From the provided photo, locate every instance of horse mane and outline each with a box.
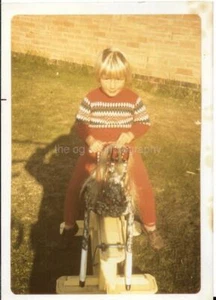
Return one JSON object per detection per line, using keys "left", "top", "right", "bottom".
{"left": 80, "top": 144, "right": 137, "bottom": 216}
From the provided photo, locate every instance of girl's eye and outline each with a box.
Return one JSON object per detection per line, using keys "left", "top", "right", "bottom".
{"left": 102, "top": 78, "right": 123, "bottom": 81}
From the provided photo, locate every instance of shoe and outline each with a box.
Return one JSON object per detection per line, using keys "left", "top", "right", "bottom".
{"left": 58, "top": 223, "right": 79, "bottom": 250}
{"left": 146, "top": 230, "right": 165, "bottom": 251}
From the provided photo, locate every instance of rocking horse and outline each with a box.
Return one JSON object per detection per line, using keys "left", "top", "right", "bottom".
{"left": 56, "top": 145, "right": 158, "bottom": 294}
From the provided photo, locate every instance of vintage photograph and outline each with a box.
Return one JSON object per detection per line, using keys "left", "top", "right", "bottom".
{"left": 11, "top": 14, "right": 201, "bottom": 294}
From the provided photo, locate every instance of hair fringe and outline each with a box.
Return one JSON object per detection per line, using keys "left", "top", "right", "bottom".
{"left": 95, "top": 47, "right": 132, "bottom": 83}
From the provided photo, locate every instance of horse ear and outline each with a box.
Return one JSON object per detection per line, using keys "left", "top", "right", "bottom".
{"left": 121, "top": 146, "right": 130, "bottom": 162}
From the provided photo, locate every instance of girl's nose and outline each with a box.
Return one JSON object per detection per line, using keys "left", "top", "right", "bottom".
{"left": 110, "top": 80, "right": 116, "bottom": 89}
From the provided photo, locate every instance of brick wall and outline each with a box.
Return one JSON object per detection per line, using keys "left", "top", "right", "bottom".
{"left": 12, "top": 15, "right": 201, "bottom": 85}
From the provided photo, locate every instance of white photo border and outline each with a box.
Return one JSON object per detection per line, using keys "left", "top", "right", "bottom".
{"left": 1, "top": 1, "right": 213, "bottom": 300}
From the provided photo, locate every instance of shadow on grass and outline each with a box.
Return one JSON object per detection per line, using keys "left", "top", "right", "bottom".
{"left": 25, "top": 126, "right": 92, "bottom": 294}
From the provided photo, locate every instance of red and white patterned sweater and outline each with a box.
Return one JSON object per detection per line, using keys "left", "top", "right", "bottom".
{"left": 75, "top": 87, "right": 150, "bottom": 143}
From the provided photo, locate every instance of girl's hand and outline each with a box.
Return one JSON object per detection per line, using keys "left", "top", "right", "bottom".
{"left": 115, "top": 132, "right": 134, "bottom": 148}
{"left": 89, "top": 140, "right": 104, "bottom": 153}
{"left": 86, "top": 135, "right": 104, "bottom": 153}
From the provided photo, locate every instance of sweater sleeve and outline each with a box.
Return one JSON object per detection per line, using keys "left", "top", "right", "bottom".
{"left": 75, "top": 97, "right": 92, "bottom": 141}
{"left": 130, "top": 97, "right": 151, "bottom": 139}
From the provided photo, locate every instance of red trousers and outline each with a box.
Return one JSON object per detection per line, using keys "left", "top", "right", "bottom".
{"left": 64, "top": 149, "right": 156, "bottom": 227}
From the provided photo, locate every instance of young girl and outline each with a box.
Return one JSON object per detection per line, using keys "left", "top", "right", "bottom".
{"left": 61, "top": 47, "right": 164, "bottom": 250}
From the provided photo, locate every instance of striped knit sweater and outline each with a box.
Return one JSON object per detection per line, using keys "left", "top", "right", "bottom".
{"left": 75, "top": 87, "right": 150, "bottom": 142}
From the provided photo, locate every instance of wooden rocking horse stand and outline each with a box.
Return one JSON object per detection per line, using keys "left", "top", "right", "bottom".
{"left": 56, "top": 145, "right": 158, "bottom": 294}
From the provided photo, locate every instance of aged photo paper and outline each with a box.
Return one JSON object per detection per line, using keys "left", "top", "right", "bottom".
{"left": 1, "top": 1, "right": 214, "bottom": 299}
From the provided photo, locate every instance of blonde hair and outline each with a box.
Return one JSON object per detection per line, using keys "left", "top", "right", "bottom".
{"left": 95, "top": 47, "right": 132, "bottom": 83}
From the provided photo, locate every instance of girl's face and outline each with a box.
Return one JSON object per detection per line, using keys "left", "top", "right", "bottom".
{"left": 100, "top": 77, "right": 125, "bottom": 97}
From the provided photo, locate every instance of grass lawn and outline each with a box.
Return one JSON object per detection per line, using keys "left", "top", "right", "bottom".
{"left": 11, "top": 53, "right": 200, "bottom": 294}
